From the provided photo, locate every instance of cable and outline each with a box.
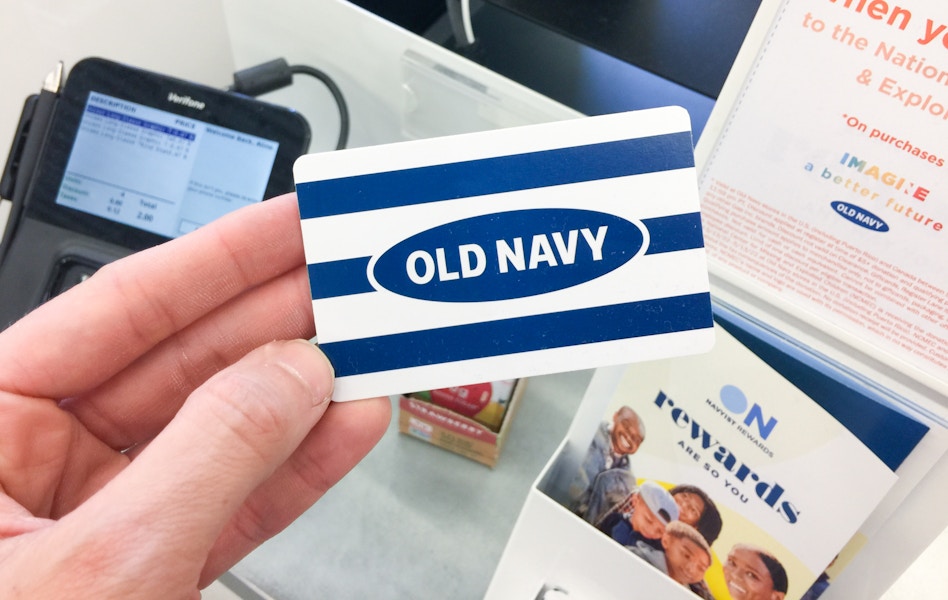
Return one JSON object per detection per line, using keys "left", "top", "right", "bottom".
{"left": 229, "top": 58, "right": 350, "bottom": 150}
{"left": 460, "top": 0, "right": 475, "bottom": 44}
{"left": 446, "top": 0, "right": 476, "bottom": 47}
{"left": 287, "top": 64, "right": 349, "bottom": 150}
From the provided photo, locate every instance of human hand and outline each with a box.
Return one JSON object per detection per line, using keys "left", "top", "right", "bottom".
{"left": 0, "top": 193, "right": 391, "bottom": 599}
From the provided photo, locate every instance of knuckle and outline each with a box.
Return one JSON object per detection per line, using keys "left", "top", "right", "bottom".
{"left": 201, "top": 368, "right": 297, "bottom": 448}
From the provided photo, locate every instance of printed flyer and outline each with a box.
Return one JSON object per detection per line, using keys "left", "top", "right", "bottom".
{"left": 714, "top": 306, "right": 948, "bottom": 599}
{"left": 696, "top": 0, "right": 948, "bottom": 390}
{"left": 564, "top": 324, "right": 897, "bottom": 600}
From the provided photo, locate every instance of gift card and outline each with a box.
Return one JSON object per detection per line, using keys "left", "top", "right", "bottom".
{"left": 294, "top": 107, "right": 714, "bottom": 401}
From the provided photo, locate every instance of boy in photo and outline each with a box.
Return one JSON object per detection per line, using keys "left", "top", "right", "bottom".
{"left": 569, "top": 405, "right": 646, "bottom": 523}
{"left": 628, "top": 520, "right": 715, "bottom": 600}
{"left": 596, "top": 480, "right": 678, "bottom": 550}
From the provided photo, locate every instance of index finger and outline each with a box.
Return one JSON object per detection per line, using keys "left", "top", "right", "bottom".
{"left": 0, "top": 193, "right": 305, "bottom": 398}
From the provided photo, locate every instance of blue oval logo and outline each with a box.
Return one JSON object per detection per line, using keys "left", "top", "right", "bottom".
{"left": 831, "top": 201, "right": 889, "bottom": 232}
{"left": 371, "top": 208, "right": 644, "bottom": 302}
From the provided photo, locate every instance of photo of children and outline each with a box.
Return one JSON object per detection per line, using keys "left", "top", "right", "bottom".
{"left": 556, "top": 325, "right": 897, "bottom": 599}
{"left": 595, "top": 480, "right": 679, "bottom": 550}
{"left": 585, "top": 478, "right": 724, "bottom": 599}
{"left": 568, "top": 404, "right": 645, "bottom": 525}
{"left": 654, "top": 521, "right": 715, "bottom": 600}
{"left": 565, "top": 400, "right": 732, "bottom": 599}
{"left": 557, "top": 340, "right": 810, "bottom": 599}
{"left": 568, "top": 460, "right": 787, "bottom": 600}
{"left": 722, "top": 544, "right": 788, "bottom": 600}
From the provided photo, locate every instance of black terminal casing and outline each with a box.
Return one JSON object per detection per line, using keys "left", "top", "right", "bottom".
{"left": 0, "top": 57, "right": 311, "bottom": 329}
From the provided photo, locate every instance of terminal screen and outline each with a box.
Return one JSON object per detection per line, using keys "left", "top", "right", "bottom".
{"left": 54, "top": 91, "right": 279, "bottom": 238}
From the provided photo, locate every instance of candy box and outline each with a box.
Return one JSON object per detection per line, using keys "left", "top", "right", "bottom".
{"left": 398, "top": 379, "right": 526, "bottom": 467}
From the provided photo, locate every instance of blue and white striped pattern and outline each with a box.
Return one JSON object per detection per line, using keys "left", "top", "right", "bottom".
{"left": 295, "top": 108, "right": 715, "bottom": 400}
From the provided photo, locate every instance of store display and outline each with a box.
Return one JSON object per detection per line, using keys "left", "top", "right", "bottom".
{"left": 486, "top": 304, "right": 944, "bottom": 599}
{"left": 695, "top": 0, "right": 948, "bottom": 394}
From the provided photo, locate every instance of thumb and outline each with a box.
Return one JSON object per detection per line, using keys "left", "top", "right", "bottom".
{"left": 61, "top": 339, "right": 336, "bottom": 595}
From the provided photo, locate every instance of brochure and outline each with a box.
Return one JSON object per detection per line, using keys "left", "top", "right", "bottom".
{"left": 695, "top": 0, "right": 948, "bottom": 394}
{"left": 715, "top": 307, "right": 930, "bottom": 474}
{"left": 563, "top": 324, "right": 898, "bottom": 600}
{"left": 713, "top": 305, "right": 948, "bottom": 599}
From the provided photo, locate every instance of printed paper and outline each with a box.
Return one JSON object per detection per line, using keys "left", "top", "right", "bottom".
{"left": 564, "top": 324, "right": 898, "bottom": 600}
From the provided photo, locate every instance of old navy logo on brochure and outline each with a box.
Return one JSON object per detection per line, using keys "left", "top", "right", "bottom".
{"left": 373, "top": 208, "right": 642, "bottom": 302}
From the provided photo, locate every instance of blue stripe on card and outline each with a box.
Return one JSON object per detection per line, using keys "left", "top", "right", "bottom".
{"left": 297, "top": 132, "right": 694, "bottom": 219}
{"left": 308, "top": 212, "right": 705, "bottom": 300}
{"left": 319, "top": 292, "right": 712, "bottom": 377}
{"left": 309, "top": 259, "right": 374, "bottom": 299}
{"left": 642, "top": 212, "right": 705, "bottom": 255}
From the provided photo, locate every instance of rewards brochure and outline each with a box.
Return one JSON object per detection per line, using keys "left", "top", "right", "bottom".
{"left": 565, "top": 324, "right": 898, "bottom": 600}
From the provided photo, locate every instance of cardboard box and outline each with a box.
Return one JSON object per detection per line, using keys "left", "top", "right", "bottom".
{"left": 398, "top": 378, "right": 527, "bottom": 467}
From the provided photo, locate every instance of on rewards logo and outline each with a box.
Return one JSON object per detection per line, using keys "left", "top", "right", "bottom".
{"left": 720, "top": 384, "right": 778, "bottom": 440}
{"left": 371, "top": 208, "right": 644, "bottom": 302}
{"left": 831, "top": 201, "right": 889, "bottom": 232}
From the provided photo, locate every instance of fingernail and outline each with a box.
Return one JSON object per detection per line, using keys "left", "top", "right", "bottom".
{"left": 280, "top": 339, "right": 335, "bottom": 405}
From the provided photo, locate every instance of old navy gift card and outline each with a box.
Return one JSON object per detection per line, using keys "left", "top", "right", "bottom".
{"left": 294, "top": 107, "right": 714, "bottom": 401}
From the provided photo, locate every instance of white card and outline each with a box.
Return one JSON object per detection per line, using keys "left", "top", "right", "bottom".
{"left": 294, "top": 107, "right": 715, "bottom": 400}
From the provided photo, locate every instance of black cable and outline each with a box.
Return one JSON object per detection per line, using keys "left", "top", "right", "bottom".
{"left": 287, "top": 64, "right": 349, "bottom": 151}
{"left": 229, "top": 58, "right": 349, "bottom": 150}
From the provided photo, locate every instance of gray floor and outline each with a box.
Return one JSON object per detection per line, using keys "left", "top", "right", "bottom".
{"left": 221, "top": 371, "right": 593, "bottom": 599}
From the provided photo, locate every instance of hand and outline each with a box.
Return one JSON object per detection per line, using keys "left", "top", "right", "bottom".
{"left": 0, "top": 193, "right": 391, "bottom": 599}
